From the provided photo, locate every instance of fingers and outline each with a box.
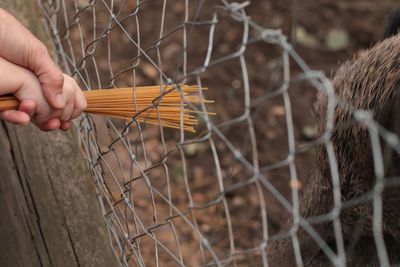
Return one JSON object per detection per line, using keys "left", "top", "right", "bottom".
{"left": 59, "top": 96, "right": 74, "bottom": 122}
{"left": 59, "top": 88, "right": 86, "bottom": 131}
{"left": 33, "top": 118, "right": 61, "bottom": 132}
{"left": 70, "top": 79, "right": 87, "bottom": 119}
{"left": 60, "top": 121, "right": 71, "bottom": 131}
{"left": 59, "top": 75, "right": 86, "bottom": 128}
{"left": 0, "top": 110, "right": 30, "bottom": 125}
{"left": 0, "top": 99, "right": 36, "bottom": 125}
{"left": 59, "top": 75, "right": 84, "bottom": 121}
{"left": 18, "top": 99, "right": 36, "bottom": 117}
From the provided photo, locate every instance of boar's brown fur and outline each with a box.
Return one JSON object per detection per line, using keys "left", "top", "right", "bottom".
{"left": 266, "top": 34, "right": 400, "bottom": 266}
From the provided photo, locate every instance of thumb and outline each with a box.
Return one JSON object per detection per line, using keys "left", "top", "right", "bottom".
{"left": 28, "top": 42, "right": 65, "bottom": 109}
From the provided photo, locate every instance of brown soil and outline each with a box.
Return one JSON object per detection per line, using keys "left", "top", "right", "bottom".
{"left": 54, "top": 0, "right": 398, "bottom": 266}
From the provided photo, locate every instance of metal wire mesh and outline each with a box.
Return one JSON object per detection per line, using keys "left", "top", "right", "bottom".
{"left": 38, "top": 1, "right": 400, "bottom": 266}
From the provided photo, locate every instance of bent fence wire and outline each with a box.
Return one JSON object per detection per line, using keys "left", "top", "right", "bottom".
{"left": 38, "top": 1, "right": 399, "bottom": 266}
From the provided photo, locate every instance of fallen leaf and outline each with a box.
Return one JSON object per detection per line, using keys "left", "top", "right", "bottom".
{"left": 271, "top": 105, "right": 285, "bottom": 116}
{"left": 296, "top": 26, "right": 319, "bottom": 48}
{"left": 302, "top": 125, "right": 318, "bottom": 140}
{"left": 325, "top": 28, "right": 349, "bottom": 51}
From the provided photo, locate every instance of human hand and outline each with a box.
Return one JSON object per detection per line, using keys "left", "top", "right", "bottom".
{"left": 0, "top": 57, "right": 87, "bottom": 131}
{"left": 0, "top": 8, "right": 66, "bottom": 110}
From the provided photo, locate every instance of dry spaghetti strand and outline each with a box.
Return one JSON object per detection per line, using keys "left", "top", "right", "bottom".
{"left": 0, "top": 85, "right": 213, "bottom": 132}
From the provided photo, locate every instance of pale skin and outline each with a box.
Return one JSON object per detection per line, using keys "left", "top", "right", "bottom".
{"left": 0, "top": 9, "right": 86, "bottom": 131}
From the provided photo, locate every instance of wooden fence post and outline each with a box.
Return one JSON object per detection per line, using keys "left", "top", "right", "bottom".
{"left": 0, "top": 1, "right": 118, "bottom": 266}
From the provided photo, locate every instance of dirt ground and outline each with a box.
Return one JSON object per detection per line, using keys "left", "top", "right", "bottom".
{"left": 57, "top": 0, "right": 398, "bottom": 266}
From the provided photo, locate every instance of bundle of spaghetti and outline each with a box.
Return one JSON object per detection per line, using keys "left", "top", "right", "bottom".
{"left": 85, "top": 85, "right": 212, "bottom": 132}
{"left": 0, "top": 85, "right": 213, "bottom": 132}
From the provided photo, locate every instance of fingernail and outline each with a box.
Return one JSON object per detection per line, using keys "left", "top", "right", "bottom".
{"left": 56, "top": 94, "right": 65, "bottom": 108}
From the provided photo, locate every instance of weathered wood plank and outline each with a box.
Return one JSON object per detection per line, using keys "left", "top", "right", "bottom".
{"left": 0, "top": 122, "right": 45, "bottom": 266}
{"left": 0, "top": 1, "right": 118, "bottom": 266}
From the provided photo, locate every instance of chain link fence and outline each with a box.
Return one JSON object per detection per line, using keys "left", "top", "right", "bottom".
{"left": 39, "top": 1, "right": 400, "bottom": 266}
